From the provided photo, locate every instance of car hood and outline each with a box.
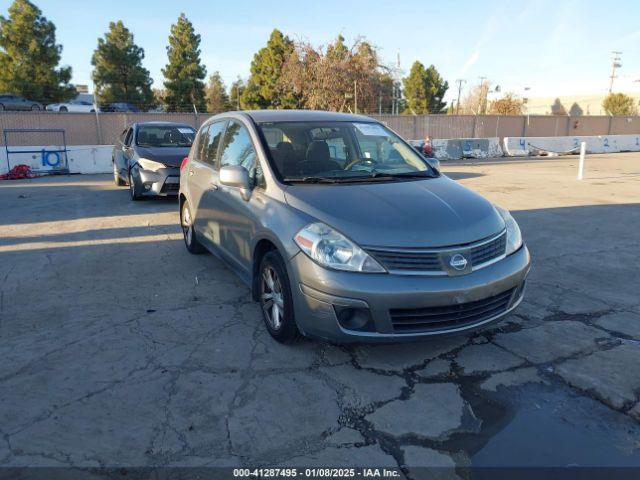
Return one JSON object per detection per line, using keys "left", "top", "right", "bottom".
{"left": 135, "top": 146, "right": 191, "bottom": 167}
{"left": 284, "top": 176, "right": 505, "bottom": 248}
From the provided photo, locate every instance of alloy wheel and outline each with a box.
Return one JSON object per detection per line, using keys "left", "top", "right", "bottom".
{"left": 261, "top": 266, "right": 284, "bottom": 330}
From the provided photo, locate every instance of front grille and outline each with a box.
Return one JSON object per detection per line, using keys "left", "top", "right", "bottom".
{"left": 367, "top": 231, "right": 506, "bottom": 274}
{"left": 161, "top": 182, "right": 180, "bottom": 193}
{"left": 389, "top": 288, "right": 515, "bottom": 333}
{"left": 366, "top": 249, "right": 441, "bottom": 271}
{"left": 470, "top": 233, "right": 506, "bottom": 265}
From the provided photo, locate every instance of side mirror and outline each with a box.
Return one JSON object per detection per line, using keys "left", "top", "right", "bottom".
{"left": 219, "top": 165, "right": 251, "bottom": 200}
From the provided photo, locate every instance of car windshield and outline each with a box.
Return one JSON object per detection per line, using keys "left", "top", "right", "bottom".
{"left": 136, "top": 125, "right": 195, "bottom": 148}
{"left": 257, "top": 121, "right": 437, "bottom": 183}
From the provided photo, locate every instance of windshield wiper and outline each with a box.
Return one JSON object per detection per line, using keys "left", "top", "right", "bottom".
{"left": 332, "top": 171, "right": 435, "bottom": 183}
{"left": 283, "top": 176, "right": 340, "bottom": 184}
{"left": 381, "top": 171, "right": 436, "bottom": 178}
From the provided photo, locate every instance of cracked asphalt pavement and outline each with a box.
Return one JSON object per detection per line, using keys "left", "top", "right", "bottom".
{"left": 0, "top": 152, "right": 639, "bottom": 476}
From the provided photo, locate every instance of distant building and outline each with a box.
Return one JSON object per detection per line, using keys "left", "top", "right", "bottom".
{"left": 525, "top": 93, "right": 640, "bottom": 116}
{"left": 75, "top": 84, "right": 89, "bottom": 94}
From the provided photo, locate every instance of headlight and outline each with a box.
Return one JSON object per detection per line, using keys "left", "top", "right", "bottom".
{"left": 294, "top": 222, "right": 386, "bottom": 273}
{"left": 495, "top": 205, "right": 523, "bottom": 256}
{"left": 137, "top": 158, "right": 166, "bottom": 172}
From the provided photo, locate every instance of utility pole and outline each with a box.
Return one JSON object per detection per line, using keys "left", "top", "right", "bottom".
{"left": 477, "top": 76, "right": 487, "bottom": 114}
{"left": 455, "top": 79, "right": 466, "bottom": 114}
{"left": 354, "top": 80, "right": 358, "bottom": 114}
{"left": 609, "top": 51, "right": 622, "bottom": 93}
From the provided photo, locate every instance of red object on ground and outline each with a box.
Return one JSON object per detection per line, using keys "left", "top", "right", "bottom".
{"left": 0, "top": 164, "right": 35, "bottom": 180}
{"left": 422, "top": 136, "right": 433, "bottom": 157}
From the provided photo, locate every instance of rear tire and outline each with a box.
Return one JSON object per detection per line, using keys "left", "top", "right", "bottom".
{"left": 259, "top": 251, "right": 301, "bottom": 344}
{"left": 181, "top": 201, "right": 206, "bottom": 254}
{"left": 129, "top": 170, "right": 142, "bottom": 201}
{"left": 31, "top": 104, "right": 40, "bottom": 111}
{"left": 59, "top": 106, "right": 68, "bottom": 112}
{"left": 113, "top": 162, "right": 125, "bottom": 186}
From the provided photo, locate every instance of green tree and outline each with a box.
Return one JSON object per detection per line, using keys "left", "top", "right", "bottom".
{"left": 402, "top": 61, "right": 448, "bottom": 114}
{"left": 162, "top": 13, "right": 206, "bottom": 112}
{"left": 602, "top": 92, "right": 637, "bottom": 116}
{"left": 91, "top": 21, "right": 154, "bottom": 109}
{"left": 0, "top": 0, "right": 74, "bottom": 104}
{"left": 241, "top": 29, "right": 297, "bottom": 109}
{"left": 205, "top": 71, "right": 230, "bottom": 112}
{"left": 229, "top": 77, "right": 245, "bottom": 110}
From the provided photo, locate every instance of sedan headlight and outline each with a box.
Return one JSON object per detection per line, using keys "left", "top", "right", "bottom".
{"left": 495, "top": 205, "right": 523, "bottom": 256}
{"left": 137, "top": 158, "right": 166, "bottom": 172}
{"left": 294, "top": 222, "right": 386, "bottom": 273}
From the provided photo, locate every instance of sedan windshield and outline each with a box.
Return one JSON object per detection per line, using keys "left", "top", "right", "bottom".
{"left": 136, "top": 125, "right": 195, "bottom": 147}
{"left": 257, "top": 121, "right": 437, "bottom": 183}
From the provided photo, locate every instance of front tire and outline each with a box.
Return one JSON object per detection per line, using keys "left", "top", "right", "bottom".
{"left": 31, "top": 104, "right": 40, "bottom": 111}
{"left": 259, "top": 251, "right": 300, "bottom": 344}
{"left": 129, "top": 170, "right": 142, "bottom": 201}
{"left": 59, "top": 106, "right": 68, "bottom": 112}
{"left": 181, "top": 201, "right": 206, "bottom": 254}
{"left": 113, "top": 162, "right": 125, "bottom": 186}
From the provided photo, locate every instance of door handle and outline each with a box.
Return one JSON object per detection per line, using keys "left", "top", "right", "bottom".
{"left": 211, "top": 183, "right": 218, "bottom": 190}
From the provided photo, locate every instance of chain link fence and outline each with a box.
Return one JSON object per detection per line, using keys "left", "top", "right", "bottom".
{"left": 1, "top": 111, "right": 639, "bottom": 145}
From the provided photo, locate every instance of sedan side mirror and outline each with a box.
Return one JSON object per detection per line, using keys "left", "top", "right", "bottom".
{"left": 219, "top": 165, "right": 251, "bottom": 200}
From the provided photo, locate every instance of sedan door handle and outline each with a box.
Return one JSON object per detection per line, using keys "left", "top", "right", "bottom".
{"left": 211, "top": 183, "right": 219, "bottom": 190}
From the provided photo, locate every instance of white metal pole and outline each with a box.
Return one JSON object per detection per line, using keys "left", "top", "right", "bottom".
{"left": 577, "top": 141, "right": 586, "bottom": 180}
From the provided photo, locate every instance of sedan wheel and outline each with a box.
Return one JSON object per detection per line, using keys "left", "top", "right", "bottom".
{"left": 181, "top": 201, "right": 206, "bottom": 254}
{"left": 31, "top": 104, "right": 40, "bottom": 111}
{"left": 261, "top": 266, "right": 284, "bottom": 330}
{"left": 258, "top": 251, "right": 300, "bottom": 343}
{"left": 113, "top": 162, "right": 125, "bottom": 186}
{"left": 129, "top": 171, "right": 142, "bottom": 201}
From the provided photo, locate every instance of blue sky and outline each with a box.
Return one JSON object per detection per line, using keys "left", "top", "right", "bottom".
{"left": 2, "top": 0, "right": 640, "bottom": 101}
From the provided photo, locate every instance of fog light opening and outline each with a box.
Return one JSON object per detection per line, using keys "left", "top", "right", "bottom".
{"left": 335, "top": 307, "right": 375, "bottom": 332}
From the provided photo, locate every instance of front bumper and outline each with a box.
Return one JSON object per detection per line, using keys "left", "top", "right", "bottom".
{"left": 131, "top": 166, "right": 180, "bottom": 196}
{"left": 289, "top": 245, "right": 530, "bottom": 343}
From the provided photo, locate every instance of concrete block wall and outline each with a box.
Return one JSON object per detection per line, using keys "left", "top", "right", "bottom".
{"left": 1, "top": 145, "right": 113, "bottom": 175}
{"left": 416, "top": 138, "right": 503, "bottom": 160}
{"left": 503, "top": 135, "right": 640, "bottom": 156}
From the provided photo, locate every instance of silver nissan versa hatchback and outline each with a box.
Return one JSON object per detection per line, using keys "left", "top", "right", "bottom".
{"left": 179, "top": 110, "right": 530, "bottom": 343}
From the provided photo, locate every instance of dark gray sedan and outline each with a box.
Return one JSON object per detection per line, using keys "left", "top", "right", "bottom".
{"left": 112, "top": 122, "right": 196, "bottom": 200}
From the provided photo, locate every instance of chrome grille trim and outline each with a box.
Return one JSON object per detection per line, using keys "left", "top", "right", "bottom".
{"left": 365, "top": 229, "right": 507, "bottom": 275}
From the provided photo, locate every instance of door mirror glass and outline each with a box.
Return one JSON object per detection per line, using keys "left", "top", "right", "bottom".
{"left": 219, "top": 165, "right": 250, "bottom": 190}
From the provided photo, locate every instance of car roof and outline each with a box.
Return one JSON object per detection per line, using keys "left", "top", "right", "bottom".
{"left": 133, "top": 121, "right": 195, "bottom": 129}
{"left": 237, "top": 110, "right": 377, "bottom": 123}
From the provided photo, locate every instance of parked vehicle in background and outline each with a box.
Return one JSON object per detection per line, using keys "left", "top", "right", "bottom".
{"left": 101, "top": 102, "right": 142, "bottom": 112}
{"left": 179, "top": 110, "right": 530, "bottom": 344}
{"left": 46, "top": 99, "right": 97, "bottom": 112}
{"left": 0, "top": 94, "right": 42, "bottom": 111}
{"left": 112, "top": 122, "right": 196, "bottom": 200}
